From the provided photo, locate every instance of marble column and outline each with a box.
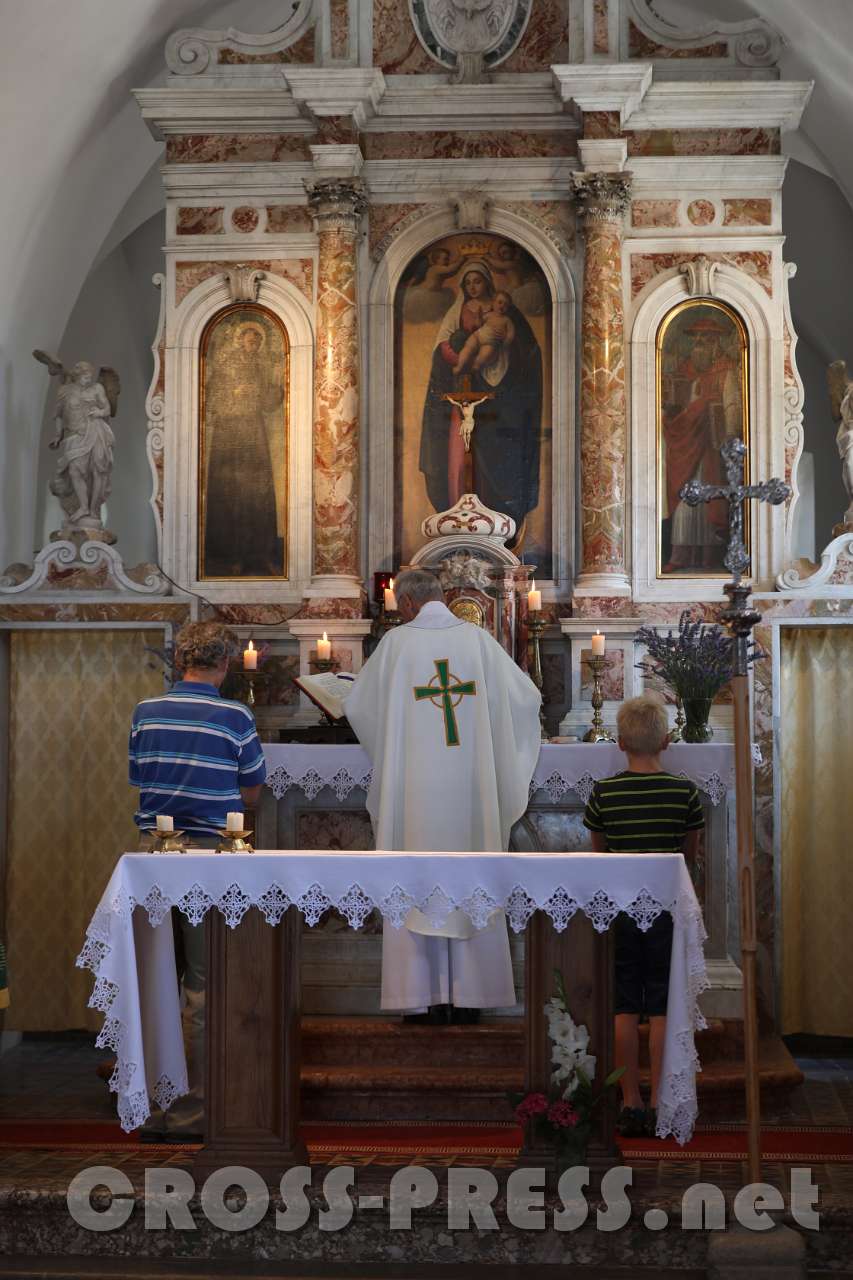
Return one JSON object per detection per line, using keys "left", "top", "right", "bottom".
{"left": 306, "top": 177, "right": 367, "bottom": 596}
{"left": 572, "top": 169, "right": 632, "bottom": 596}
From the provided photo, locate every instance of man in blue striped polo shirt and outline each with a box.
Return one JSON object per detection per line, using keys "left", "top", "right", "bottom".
{"left": 129, "top": 621, "right": 266, "bottom": 1135}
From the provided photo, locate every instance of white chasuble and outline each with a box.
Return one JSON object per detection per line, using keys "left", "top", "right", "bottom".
{"left": 345, "top": 601, "right": 541, "bottom": 1010}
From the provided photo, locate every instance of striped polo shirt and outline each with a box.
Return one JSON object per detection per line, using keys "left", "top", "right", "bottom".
{"left": 583, "top": 771, "right": 704, "bottom": 853}
{"left": 129, "top": 680, "right": 267, "bottom": 837}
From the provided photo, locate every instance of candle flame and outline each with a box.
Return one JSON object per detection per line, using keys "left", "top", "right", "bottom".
{"left": 531, "top": 579, "right": 536, "bottom": 591}
{"left": 247, "top": 640, "right": 254, "bottom": 652}
{"left": 390, "top": 578, "right": 394, "bottom": 588}
{"left": 594, "top": 630, "right": 600, "bottom": 636}
{"left": 322, "top": 631, "right": 328, "bottom": 642}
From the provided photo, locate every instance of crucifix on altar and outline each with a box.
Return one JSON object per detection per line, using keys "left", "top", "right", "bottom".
{"left": 679, "top": 436, "right": 790, "bottom": 1185}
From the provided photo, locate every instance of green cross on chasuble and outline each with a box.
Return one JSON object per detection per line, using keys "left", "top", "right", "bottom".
{"left": 413, "top": 658, "right": 477, "bottom": 747}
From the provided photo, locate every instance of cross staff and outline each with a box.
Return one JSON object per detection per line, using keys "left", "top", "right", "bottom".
{"left": 679, "top": 438, "right": 790, "bottom": 1187}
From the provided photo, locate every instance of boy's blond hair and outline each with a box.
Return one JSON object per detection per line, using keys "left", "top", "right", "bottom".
{"left": 616, "top": 692, "right": 670, "bottom": 755}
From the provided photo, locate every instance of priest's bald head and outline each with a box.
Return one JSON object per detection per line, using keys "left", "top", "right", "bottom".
{"left": 394, "top": 568, "right": 444, "bottom": 622}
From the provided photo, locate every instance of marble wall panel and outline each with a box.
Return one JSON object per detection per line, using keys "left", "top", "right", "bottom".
{"left": 373, "top": 0, "right": 436, "bottom": 73}
{"left": 231, "top": 206, "right": 260, "bottom": 233}
{"left": 0, "top": 602, "right": 189, "bottom": 623}
{"left": 265, "top": 205, "right": 313, "bottom": 234}
{"left": 722, "top": 198, "right": 772, "bottom": 227}
{"left": 166, "top": 135, "right": 312, "bottom": 164}
{"left": 510, "top": 199, "right": 576, "bottom": 252}
{"left": 362, "top": 132, "right": 576, "bottom": 161}
{"left": 297, "top": 595, "right": 368, "bottom": 619}
{"left": 297, "top": 809, "right": 375, "bottom": 851}
{"left": 583, "top": 111, "right": 622, "bottom": 140}
{"left": 330, "top": 0, "right": 349, "bottom": 59}
{"left": 630, "top": 250, "right": 772, "bottom": 299}
{"left": 217, "top": 28, "right": 316, "bottom": 63}
{"left": 501, "top": 0, "right": 569, "bottom": 70}
{"left": 176, "top": 207, "right": 224, "bottom": 235}
{"left": 627, "top": 129, "right": 780, "bottom": 158}
{"left": 686, "top": 200, "right": 715, "bottom": 226}
{"left": 631, "top": 199, "right": 679, "bottom": 229}
{"left": 368, "top": 203, "right": 422, "bottom": 256}
{"left": 593, "top": 0, "right": 610, "bottom": 54}
{"left": 174, "top": 259, "right": 314, "bottom": 307}
{"left": 628, "top": 22, "right": 726, "bottom": 58}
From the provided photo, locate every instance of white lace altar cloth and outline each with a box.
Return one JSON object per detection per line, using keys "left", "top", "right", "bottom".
{"left": 265, "top": 742, "right": 735, "bottom": 807}
{"left": 77, "top": 851, "right": 707, "bottom": 1144}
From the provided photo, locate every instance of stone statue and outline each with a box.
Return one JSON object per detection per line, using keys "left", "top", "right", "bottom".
{"left": 35, "top": 351, "right": 121, "bottom": 543}
{"left": 827, "top": 360, "right": 853, "bottom": 533}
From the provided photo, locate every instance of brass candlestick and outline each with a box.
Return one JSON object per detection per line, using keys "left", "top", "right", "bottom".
{"left": 669, "top": 695, "right": 686, "bottom": 743}
{"left": 311, "top": 658, "right": 338, "bottom": 675}
{"left": 215, "top": 826, "right": 254, "bottom": 854}
{"left": 582, "top": 655, "right": 615, "bottom": 743}
{"left": 142, "top": 830, "right": 188, "bottom": 854}
{"left": 527, "top": 611, "right": 549, "bottom": 742}
{"left": 240, "top": 668, "right": 266, "bottom": 707}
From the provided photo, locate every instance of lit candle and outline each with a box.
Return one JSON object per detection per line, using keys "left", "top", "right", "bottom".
{"left": 384, "top": 579, "right": 397, "bottom": 612}
{"left": 527, "top": 579, "right": 542, "bottom": 612}
{"left": 156, "top": 815, "right": 173, "bottom": 834}
{"left": 317, "top": 632, "right": 331, "bottom": 661}
{"left": 591, "top": 630, "right": 606, "bottom": 657}
{"left": 226, "top": 811, "right": 243, "bottom": 834}
{"left": 243, "top": 640, "right": 258, "bottom": 671}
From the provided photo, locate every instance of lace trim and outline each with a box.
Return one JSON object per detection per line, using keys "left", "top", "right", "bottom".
{"left": 267, "top": 763, "right": 373, "bottom": 801}
{"left": 77, "top": 884, "right": 707, "bottom": 1142}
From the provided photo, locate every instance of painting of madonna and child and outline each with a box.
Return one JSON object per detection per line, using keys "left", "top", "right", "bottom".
{"left": 657, "top": 300, "right": 750, "bottom": 576}
{"left": 394, "top": 234, "right": 553, "bottom": 578}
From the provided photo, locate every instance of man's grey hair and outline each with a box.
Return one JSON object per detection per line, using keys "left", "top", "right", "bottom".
{"left": 174, "top": 621, "right": 239, "bottom": 672}
{"left": 394, "top": 568, "right": 444, "bottom": 608}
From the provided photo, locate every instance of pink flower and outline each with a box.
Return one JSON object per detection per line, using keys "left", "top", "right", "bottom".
{"left": 547, "top": 1100, "right": 580, "bottom": 1129}
{"left": 515, "top": 1092, "right": 549, "bottom": 1123}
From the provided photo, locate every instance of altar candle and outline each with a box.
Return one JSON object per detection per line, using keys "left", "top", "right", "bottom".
{"left": 156, "top": 815, "right": 173, "bottom": 834}
{"left": 591, "top": 630, "right": 606, "bottom": 657}
{"left": 243, "top": 640, "right": 258, "bottom": 671}
{"left": 317, "top": 632, "right": 331, "bottom": 661}
{"left": 528, "top": 579, "right": 542, "bottom": 612}
{"left": 226, "top": 811, "right": 243, "bottom": 834}
{"left": 384, "top": 579, "right": 397, "bottom": 612}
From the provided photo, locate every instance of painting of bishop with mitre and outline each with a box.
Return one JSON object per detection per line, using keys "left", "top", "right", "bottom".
{"left": 200, "top": 306, "right": 288, "bottom": 578}
{"left": 659, "top": 302, "right": 747, "bottom": 575}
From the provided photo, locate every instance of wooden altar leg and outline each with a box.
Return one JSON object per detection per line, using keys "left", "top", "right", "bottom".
{"left": 194, "top": 905, "right": 307, "bottom": 1181}
{"left": 522, "top": 910, "right": 617, "bottom": 1168}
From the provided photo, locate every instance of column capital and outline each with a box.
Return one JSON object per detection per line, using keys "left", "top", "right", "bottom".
{"left": 306, "top": 176, "right": 367, "bottom": 233}
{"left": 571, "top": 170, "right": 632, "bottom": 227}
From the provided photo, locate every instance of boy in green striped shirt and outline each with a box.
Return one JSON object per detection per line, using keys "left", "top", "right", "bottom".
{"left": 583, "top": 692, "right": 704, "bottom": 1136}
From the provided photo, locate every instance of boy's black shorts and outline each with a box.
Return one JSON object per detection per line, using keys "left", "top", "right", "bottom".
{"left": 613, "top": 912, "right": 673, "bottom": 1017}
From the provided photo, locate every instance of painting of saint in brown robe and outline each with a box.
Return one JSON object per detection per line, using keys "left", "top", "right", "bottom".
{"left": 658, "top": 302, "right": 748, "bottom": 575}
{"left": 200, "top": 306, "right": 288, "bottom": 578}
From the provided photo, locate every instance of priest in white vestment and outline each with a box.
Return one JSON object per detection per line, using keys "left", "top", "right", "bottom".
{"left": 345, "top": 568, "right": 542, "bottom": 1020}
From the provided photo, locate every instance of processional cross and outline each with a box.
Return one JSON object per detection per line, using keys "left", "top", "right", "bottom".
{"left": 679, "top": 436, "right": 790, "bottom": 1186}
{"left": 413, "top": 658, "right": 477, "bottom": 748}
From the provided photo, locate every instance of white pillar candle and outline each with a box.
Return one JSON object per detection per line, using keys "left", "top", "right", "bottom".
{"left": 384, "top": 579, "right": 397, "bottom": 612}
{"left": 243, "top": 640, "right": 258, "bottom": 671}
{"left": 156, "top": 815, "right": 174, "bottom": 834}
{"left": 226, "top": 811, "right": 243, "bottom": 834}
{"left": 527, "top": 579, "right": 542, "bottom": 612}
{"left": 317, "top": 632, "right": 331, "bottom": 661}
{"left": 591, "top": 630, "right": 606, "bottom": 657}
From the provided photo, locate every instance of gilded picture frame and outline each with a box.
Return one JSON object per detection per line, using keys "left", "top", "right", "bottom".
{"left": 656, "top": 299, "right": 749, "bottom": 578}
{"left": 198, "top": 303, "right": 289, "bottom": 580}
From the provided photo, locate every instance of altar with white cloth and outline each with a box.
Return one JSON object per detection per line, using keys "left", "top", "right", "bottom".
{"left": 260, "top": 741, "right": 739, "bottom": 1019}
{"left": 78, "top": 849, "right": 708, "bottom": 1175}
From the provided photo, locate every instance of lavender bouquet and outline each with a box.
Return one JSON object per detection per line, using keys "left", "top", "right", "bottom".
{"left": 635, "top": 611, "right": 758, "bottom": 741}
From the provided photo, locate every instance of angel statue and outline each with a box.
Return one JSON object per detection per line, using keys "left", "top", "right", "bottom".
{"left": 827, "top": 360, "right": 853, "bottom": 532}
{"left": 34, "top": 351, "right": 121, "bottom": 540}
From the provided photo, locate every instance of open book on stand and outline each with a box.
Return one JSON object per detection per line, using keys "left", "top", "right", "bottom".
{"left": 293, "top": 671, "right": 357, "bottom": 723}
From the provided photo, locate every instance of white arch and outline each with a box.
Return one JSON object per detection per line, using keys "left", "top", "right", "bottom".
{"left": 628, "top": 263, "right": 785, "bottom": 600}
{"left": 165, "top": 269, "right": 314, "bottom": 603}
{"left": 365, "top": 204, "right": 578, "bottom": 595}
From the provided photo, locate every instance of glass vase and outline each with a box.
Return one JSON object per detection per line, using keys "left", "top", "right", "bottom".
{"left": 681, "top": 698, "right": 713, "bottom": 743}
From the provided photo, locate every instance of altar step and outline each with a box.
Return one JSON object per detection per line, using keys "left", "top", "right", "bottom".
{"left": 299, "top": 1017, "right": 804, "bottom": 1122}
